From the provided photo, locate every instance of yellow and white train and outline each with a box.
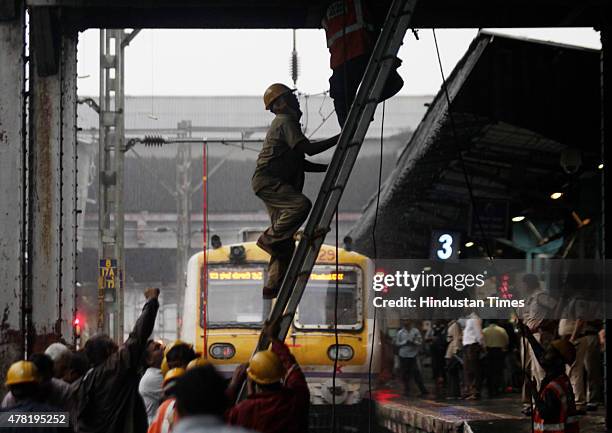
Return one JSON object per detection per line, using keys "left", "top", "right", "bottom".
{"left": 181, "top": 241, "right": 380, "bottom": 407}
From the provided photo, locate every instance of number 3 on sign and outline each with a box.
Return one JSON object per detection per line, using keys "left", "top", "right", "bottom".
{"left": 436, "top": 234, "right": 453, "bottom": 260}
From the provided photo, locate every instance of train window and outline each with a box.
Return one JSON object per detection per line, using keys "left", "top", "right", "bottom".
{"left": 204, "top": 265, "right": 265, "bottom": 327}
{"left": 294, "top": 265, "right": 363, "bottom": 330}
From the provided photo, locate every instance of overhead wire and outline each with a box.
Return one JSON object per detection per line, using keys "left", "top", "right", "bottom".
{"left": 368, "top": 100, "right": 385, "bottom": 433}
{"left": 432, "top": 29, "right": 533, "bottom": 431}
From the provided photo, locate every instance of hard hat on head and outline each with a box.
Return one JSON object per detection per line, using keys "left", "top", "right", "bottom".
{"left": 161, "top": 357, "right": 169, "bottom": 376}
{"left": 186, "top": 357, "right": 209, "bottom": 370}
{"left": 247, "top": 349, "right": 284, "bottom": 385}
{"left": 163, "top": 367, "right": 186, "bottom": 386}
{"left": 551, "top": 339, "right": 576, "bottom": 366}
{"left": 263, "top": 83, "right": 295, "bottom": 110}
{"left": 5, "top": 361, "right": 40, "bottom": 386}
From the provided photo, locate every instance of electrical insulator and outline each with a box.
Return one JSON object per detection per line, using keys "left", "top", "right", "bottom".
{"left": 143, "top": 135, "right": 166, "bottom": 147}
{"left": 290, "top": 29, "right": 299, "bottom": 86}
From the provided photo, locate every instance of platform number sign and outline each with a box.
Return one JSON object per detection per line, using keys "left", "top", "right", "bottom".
{"left": 430, "top": 230, "right": 460, "bottom": 262}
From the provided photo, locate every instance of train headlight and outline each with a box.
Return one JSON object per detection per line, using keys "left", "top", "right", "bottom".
{"left": 327, "top": 344, "right": 354, "bottom": 361}
{"left": 229, "top": 245, "right": 246, "bottom": 263}
{"left": 209, "top": 343, "right": 236, "bottom": 360}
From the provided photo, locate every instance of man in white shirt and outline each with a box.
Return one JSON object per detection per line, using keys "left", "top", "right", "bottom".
{"left": 394, "top": 320, "right": 427, "bottom": 397}
{"left": 462, "top": 312, "right": 483, "bottom": 400}
{"left": 139, "top": 340, "right": 165, "bottom": 424}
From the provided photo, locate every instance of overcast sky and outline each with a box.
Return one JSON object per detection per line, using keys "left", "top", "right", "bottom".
{"left": 76, "top": 28, "right": 600, "bottom": 97}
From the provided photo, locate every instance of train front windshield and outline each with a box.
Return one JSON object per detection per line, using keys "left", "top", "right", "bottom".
{"left": 203, "top": 264, "right": 362, "bottom": 329}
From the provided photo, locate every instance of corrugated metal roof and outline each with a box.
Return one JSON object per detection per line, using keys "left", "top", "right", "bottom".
{"left": 349, "top": 32, "right": 602, "bottom": 259}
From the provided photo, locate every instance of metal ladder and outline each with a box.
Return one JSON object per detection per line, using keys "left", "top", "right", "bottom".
{"left": 251, "top": 0, "right": 418, "bottom": 363}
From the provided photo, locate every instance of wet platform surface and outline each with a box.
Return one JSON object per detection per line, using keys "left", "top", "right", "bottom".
{"left": 373, "top": 390, "right": 606, "bottom": 433}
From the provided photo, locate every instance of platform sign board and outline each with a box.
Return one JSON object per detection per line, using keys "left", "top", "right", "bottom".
{"left": 430, "top": 230, "right": 460, "bottom": 262}
{"left": 98, "top": 259, "right": 118, "bottom": 330}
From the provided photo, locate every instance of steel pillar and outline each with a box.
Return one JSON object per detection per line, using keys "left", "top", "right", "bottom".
{"left": 28, "top": 21, "right": 78, "bottom": 353}
{"left": 176, "top": 121, "right": 193, "bottom": 336}
{"left": 0, "top": 1, "right": 26, "bottom": 378}
{"left": 602, "top": 16, "right": 612, "bottom": 429}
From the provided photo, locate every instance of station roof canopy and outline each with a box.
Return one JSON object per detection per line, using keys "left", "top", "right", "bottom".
{"left": 348, "top": 31, "right": 602, "bottom": 259}
{"left": 24, "top": 0, "right": 609, "bottom": 31}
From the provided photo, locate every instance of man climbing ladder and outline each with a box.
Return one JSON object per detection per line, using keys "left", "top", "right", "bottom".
{"left": 253, "top": 83, "right": 339, "bottom": 299}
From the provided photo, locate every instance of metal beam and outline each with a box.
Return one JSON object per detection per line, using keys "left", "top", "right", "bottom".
{"left": 29, "top": 27, "right": 78, "bottom": 352}
{"left": 0, "top": 0, "right": 25, "bottom": 377}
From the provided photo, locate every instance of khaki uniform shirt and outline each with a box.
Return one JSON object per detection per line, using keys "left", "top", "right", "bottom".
{"left": 252, "top": 114, "right": 308, "bottom": 193}
{"left": 483, "top": 324, "right": 509, "bottom": 349}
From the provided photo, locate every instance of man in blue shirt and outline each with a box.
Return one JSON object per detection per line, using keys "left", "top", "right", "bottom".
{"left": 394, "top": 320, "right": 428, "bottom": 397}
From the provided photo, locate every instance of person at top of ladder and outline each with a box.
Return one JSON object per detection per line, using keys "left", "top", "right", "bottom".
{"left": 253, "top": 83, "right": 339, "bottom": 299}
{"left": 322, "top": 0, "right": 404, "bottom": 127}
{"left": 520, "top": 322, "right": 580, "bottom": 433}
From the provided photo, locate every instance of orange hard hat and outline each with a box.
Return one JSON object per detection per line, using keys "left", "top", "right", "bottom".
{"left": 263, "top": 83, "right": 294, "bottom": 110}
{"left": 247, "top": 349, "right": 284, "bottom": 385}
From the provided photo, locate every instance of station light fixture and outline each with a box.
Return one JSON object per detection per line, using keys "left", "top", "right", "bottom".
{"left": 465, "top": 241, "right": 474, "bottom": 248}
{"left": 512, "top": 215, "right": 525, "bottom": 222}
{"left": 599, "top": 163, "right": 604, "bottom": 170}
{"left": 550, "top": 192, "right": 563, "bottom": 200}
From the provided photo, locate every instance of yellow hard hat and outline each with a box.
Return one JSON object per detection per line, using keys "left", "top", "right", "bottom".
{"left": 263, "top": 83, "right": 294, "bottom": 110}
{"left": 161, "top": 357, "right": 169, "bottom": 376}
{"left": 551, "top": 339, "right": 576, "bottom": 365}
{"left": 163, "top": 367, "right": 186, "bottom": 386}
{"left": 186, "top": 357, "right": 209, "bottom": 370}
{"left": 247, "top": 350, "right": 284, "bottom": 385}
{"left": 5, "top": 361, "right": 40, "bottom": 386}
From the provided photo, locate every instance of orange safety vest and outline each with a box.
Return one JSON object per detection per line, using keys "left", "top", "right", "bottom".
{"left": 533, "top": 375, "right": 579, "bottom": 433}
{"left": 147, "top": 398, "right": 179, "bottom": 433}
{"left": 322, "top": 0, "right": 376, "bottom": 69}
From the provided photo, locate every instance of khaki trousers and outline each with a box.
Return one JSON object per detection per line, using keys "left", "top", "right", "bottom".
{"left": 567, "top": 334, "right": 603, "bottom": 407}
{"left": 255, "top": 182, "right": 311, "bottom": 288}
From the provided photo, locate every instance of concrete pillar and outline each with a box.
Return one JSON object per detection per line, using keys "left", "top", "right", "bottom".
{"left": 28, "top": 22, "right": 78, "bottom": 352}
{"left": 0, "top": 2, "right": 26, "bottom": 373}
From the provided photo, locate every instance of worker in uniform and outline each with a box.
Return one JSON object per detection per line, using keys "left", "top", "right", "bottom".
{"left": 0, "top": 361, "right": 68, "bottom": 433}
{"left": 520, "top": 323, "right": 580, "bottom": 433}
{"left": 147, "top": 368, "right": 186, "bottom": 433}
{"left": 322, "top": 0, "right": 404, "bottom": 126}
{"left": 226, "top": 316, "right": 310, "bottom": 433}
{"left": 254, "top": 83, "right": 339, "bottom": 299}
{"left": 75, "top": 288, "right": 160, "bottom": 433}
{"left": 519, "top": 273, "right": 557, "bottom": 415}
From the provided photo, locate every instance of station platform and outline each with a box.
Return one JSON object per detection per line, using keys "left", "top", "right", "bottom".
{"left": 373, "top": 390, "right": 606, "bottom": 433}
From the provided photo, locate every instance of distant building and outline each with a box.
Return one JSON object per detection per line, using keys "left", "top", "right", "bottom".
{"left": 75, "top": 94, "right": 432, "bottom": 340}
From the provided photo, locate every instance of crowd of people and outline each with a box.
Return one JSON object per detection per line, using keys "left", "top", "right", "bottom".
{"left": 0, "top": 289, "right": 309, "bottom": 433}
{"left": 392, "top": 273, "right": 604, "bottom": 431}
